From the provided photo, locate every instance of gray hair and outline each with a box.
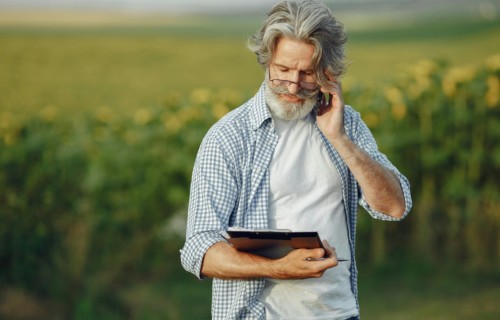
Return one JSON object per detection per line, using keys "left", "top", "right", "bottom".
{"left": 248, "top": 0, "right": 347, "bottom": 86}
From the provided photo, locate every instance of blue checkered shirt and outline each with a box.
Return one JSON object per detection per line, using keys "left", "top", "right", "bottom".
{"left": 180, "top": 83, "right": 412, "bottom": 319}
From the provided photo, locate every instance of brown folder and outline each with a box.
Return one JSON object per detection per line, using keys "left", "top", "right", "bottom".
{"left": 222, "top": 229, "right": 324, "bottom": 259}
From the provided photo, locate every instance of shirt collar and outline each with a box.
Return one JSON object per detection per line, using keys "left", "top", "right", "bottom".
{"left": 250, "top": 82, "right": 273, "bottom": 131}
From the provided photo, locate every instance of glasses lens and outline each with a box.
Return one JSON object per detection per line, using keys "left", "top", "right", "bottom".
{"left": 270, "top": 79, "right": 318, "bottom": 91}
{"left": 272, "top": 79, "right": 290, "bottom": 87}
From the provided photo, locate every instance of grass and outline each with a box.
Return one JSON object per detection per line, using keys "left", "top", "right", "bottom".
{"left": 156, "top": 256, "right": 500, "bottom": 319}
{"left": 357, "top": 265, "right": 500, "bottom": 319}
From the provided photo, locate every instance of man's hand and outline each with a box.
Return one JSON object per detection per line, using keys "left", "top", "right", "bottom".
{"left": 271, "top": 241, "right": 338, "bottom": 279}
{"left": 316, "top": 77, "right": 346, "bottom": 141}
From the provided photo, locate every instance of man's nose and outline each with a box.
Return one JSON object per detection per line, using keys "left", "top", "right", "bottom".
{"left": 287, "top": 82, "right": 300, "bottom": 94}
{"left": 287, "top": 73, "right": 301, "bottom": 94}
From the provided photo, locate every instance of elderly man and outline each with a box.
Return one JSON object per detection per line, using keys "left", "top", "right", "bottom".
{"left": 180, "top": 0, "right": 412, "bottom": 319}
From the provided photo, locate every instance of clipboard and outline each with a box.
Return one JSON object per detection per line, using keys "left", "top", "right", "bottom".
{"left": 221, "top": 228, "right": 324, "bottom": 259}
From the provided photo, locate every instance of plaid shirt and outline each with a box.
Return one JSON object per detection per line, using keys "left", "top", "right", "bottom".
{"left": 180, "top": 83, "right": 412, "bottom": 319}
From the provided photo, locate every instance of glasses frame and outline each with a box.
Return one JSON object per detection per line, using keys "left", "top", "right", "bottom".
{"left": 268, "top": 64, "right": 319, "bottom": 91}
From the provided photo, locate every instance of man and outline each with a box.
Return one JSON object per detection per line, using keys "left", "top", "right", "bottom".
{"left": 180, "top": 1, "right": 412, "bottom": 319}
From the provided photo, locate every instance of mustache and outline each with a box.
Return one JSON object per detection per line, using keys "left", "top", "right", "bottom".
{"left": 268, "top": 84, "right": 319, "bottom": 99}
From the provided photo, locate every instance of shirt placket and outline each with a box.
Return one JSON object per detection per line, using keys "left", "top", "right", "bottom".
{"left": 246, "top": 122, "right": 278, "bottom": 229}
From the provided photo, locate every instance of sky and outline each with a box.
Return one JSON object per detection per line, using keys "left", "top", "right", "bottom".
{"left": 0, "top": 0, "right": 425, "bottom": 14}
{"left": 0, "top": 0, "right": 498, "bottom": 17}
{"left": 0, "top": 0, "right": 277, "bottom": 13}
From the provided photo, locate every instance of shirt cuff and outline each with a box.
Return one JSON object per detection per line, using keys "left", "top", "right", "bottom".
{"left": 180, "top": 231, "right": 227, "bottom": 280}
{"left": 359, "top": 173, "right": 412, "bottom": 221}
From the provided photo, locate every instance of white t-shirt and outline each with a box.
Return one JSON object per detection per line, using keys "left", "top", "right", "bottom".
{"left": 258, "top": 113, "right": 358, "bottom": 320}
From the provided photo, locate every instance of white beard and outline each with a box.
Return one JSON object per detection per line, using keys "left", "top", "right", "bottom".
{"left": 265, "top": 82, "right": 318, "bottom": 121}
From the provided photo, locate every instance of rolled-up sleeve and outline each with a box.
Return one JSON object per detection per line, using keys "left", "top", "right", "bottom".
{"left": 359, "top": 173, "right": 412, "bottom": 222}
{"left": 349, "top": 107, "right": 412, "bottom": 221}
{"left": 180, "top": 132, "right": 239, "bottom": 279}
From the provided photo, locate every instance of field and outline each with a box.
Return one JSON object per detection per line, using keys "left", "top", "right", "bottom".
{"left": 1, "top": 9, "right": 500, "bottom": 320}
{"left": 165, "top": 259, "right": 500, "bottom": 319}
{"left": 1, "top": 13, "right": 499, "bottom": 118}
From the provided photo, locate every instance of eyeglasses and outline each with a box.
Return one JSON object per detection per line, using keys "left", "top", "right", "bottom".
{"left": 269, "top": 65, "right": 319, "bottom": 91}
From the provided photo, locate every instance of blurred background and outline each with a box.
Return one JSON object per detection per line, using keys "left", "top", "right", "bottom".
{"left": 0, "top": 0, "right": 499, "bottom": 319}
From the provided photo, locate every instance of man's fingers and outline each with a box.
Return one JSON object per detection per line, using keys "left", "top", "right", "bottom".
{"left": 322, "top": 240, "right": 337, "bottom": 259}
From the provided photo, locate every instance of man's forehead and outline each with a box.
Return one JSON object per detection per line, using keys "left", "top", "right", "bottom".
{"left": 272, "top": 37, "right": 316, "bottom": 71}
{"left": 272, "top": 61, "right": 315, "bottom": 73}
